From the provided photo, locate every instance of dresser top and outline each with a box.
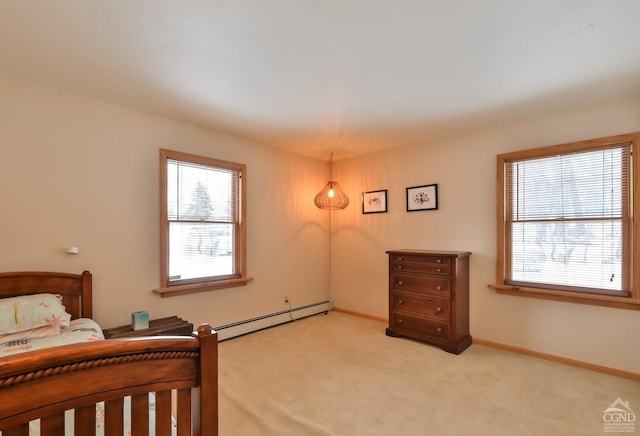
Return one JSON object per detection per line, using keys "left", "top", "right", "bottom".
{"left": 386, "top": 249, "right": 471, "bottom": 257}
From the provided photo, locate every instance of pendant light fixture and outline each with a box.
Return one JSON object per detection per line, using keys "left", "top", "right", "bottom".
{"left": 314, "top": 152, "right": 350, "bottom": 210}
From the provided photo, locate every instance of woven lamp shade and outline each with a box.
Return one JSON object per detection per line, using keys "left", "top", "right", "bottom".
{"left": 314, "top": 181, "right": 350, "bottom": 210}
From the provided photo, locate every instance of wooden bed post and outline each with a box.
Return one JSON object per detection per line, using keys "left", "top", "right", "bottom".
{"left": 81, "top": 270, "right": 93, "bottom": 319}
{"left": 195, "top": 323, "right": 218, "bottom": 436}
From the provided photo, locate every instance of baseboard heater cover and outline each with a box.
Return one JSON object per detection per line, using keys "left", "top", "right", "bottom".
{"left": 213, "top": 300, "right": 332, "bottom": 341}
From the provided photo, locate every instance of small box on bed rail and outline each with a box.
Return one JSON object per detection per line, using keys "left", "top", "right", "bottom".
{"left": 131, "top": 311, "right": 150, "bottom": 330}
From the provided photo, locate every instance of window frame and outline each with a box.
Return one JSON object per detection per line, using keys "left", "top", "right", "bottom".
{"left": 490, "top": 132, "right": 640, "bottom": 311}
{"left": 154, "top": 149, "right": 252, "bottom": 297}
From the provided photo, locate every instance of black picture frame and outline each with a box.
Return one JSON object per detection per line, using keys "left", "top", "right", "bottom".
{"left": 362, "top": 189, "right": 388, "bottom": 214}
{"left": 406, "top": 184, "right": 438, "bottom": 211}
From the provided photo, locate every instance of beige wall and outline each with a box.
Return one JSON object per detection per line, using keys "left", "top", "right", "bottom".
{"left": 330, "top": 98, "right": 640, "bottom": 374}
{"left": 0, "top": 75, "right": 331, "bottom": 329}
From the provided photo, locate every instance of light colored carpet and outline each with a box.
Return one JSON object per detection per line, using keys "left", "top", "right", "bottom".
{"left": 218, "top": 311, "right": 639, "bottom": 435}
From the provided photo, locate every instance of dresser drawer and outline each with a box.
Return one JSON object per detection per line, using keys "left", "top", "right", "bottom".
{"left": 390, "top": 311, "right": 450, "bottom": 341}
{"left": 390, "top": 254, "right": 452, "bottom": 276}
{"left": 391, "top": 292, "right": 450, "bottom": 320}
{"left": 391, "top": 273, "right": 451, "bottom": 298}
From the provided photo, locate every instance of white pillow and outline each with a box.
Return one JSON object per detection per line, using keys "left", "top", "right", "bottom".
{"left": 0, "top": 293, "right": 71, "bottom": 335}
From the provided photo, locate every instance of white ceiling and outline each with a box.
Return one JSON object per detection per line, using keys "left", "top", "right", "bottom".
{"left": 1, "top": 1, "right": 640, "bottom": 160}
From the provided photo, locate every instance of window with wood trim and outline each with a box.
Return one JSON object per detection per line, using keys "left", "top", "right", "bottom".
{"left": 156, "top": 149, "right": 251, "bottom": 297}
{"left": 492, "top": 133, "right": 640, "bottom": 310}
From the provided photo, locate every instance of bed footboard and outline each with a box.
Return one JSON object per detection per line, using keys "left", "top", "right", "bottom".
{"left": 0, "top": 324, "right": 217, "bottom": 436}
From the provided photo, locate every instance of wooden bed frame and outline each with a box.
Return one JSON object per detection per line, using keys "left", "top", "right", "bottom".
{"left": 0, "top": 270, "right": 218, "bottom": 436}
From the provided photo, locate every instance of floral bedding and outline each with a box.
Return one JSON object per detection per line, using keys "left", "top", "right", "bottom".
{"left": 0, "top": 317, "right": 103, "bottom": 356}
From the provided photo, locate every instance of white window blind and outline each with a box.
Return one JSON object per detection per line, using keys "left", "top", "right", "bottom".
{"left": 167, "top": 158, "right": 240, "bottom": 284}
{"left": 505, "top": 142, "right": 631, "bottom": 295}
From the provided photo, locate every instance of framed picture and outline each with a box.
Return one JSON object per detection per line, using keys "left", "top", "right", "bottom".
{"left": 406, "top": 184, "right": 438, "bottom": 211}
{"left": 362, "top": 189, "right": 388, "bottom": 214}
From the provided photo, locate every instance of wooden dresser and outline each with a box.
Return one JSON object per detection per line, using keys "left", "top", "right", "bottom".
{"left": 385, "top": 250, "right": 471, "bottom": 354}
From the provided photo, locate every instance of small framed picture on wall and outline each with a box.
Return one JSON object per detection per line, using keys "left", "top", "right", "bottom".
{"left": 406, "top": 184, "right": 438, "bottom": 211}
{"left": 362, "top": 189, "right": 388, "bottom": 214}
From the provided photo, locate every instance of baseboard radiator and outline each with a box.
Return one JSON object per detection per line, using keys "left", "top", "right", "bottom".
{"left": 213, "top": 300, "right": 332, "bottom": 341}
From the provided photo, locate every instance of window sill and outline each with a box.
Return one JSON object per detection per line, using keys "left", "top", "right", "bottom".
{"left": 489, "top": 284, "right": 640, "bottom": 311}
{"left": 154, "top": 277, "right": 254, "bottom": 298}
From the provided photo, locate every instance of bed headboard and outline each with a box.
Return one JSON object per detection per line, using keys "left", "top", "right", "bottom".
{"left": 0, "top": 271, "right": 92, "bottom": 319}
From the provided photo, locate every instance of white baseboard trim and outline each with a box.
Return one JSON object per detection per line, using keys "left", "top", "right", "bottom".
{"left": 213, "top": 300, "right": 332, "bottom": 341}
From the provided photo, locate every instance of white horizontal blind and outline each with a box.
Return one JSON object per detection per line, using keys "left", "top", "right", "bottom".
{"left": 167, "top": 158, "right": 240, "bottom": 283}
{"left": 505, "top": 142, "right": 631, "bottom": 295}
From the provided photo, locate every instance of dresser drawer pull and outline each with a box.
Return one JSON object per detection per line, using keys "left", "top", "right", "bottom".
{"left": 398, "top": 319, "right": 404, "bottom": 324}
{"left": 398, "top": 257, "right": 404, "bottom": 261}
{"left": 398, "top": 280, "right": 404, "bottom": 286}
{"left": 436, "top": 285, "right": 443, "bottom": 291}
{"left": 436, "top": 306, "right": 443, "bottom": 313}
{"left": 437, "top": 259, "right": 442, "bottom": 263}
{"left": 436, "top": 327, "right": 443, "bottom": 333}
{"left": 437, "top": 268, "right": 442, "bottom": 273}
{"left": 397, "top": 265, "right": 403, "bottom": 270}
{"left": 398, "top": 299, "right": 404, "bottom": 305}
